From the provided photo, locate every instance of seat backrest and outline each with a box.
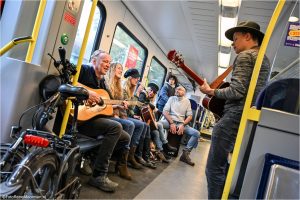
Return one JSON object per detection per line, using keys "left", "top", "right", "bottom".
{"left": 255, "top": 78, "right": 299, "bottom": 114}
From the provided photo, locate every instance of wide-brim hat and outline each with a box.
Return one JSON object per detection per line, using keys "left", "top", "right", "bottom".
{"left": 148, "top": 82, "right": 159, "bottom": 93}
{"left": 225, "top": 21, "right": 264, "bottom": 45}
{"left": 124, "top": 68, "right": 140, "bottom": 78}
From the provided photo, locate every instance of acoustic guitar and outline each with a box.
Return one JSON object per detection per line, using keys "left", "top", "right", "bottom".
{"left": 71, "top": 84, "right": 144, "bottom": 121}
{"left": 141, "top": 105, "right": 158, "bottom": 130}
{"left": 167, "top": 50, "right": 232, "bottom": 118}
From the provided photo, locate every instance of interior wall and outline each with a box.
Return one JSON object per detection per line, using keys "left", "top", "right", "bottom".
{"left": 100, "top": 0, "right": 174, "bottom": 86}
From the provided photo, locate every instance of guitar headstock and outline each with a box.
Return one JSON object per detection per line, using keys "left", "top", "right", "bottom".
{"left": 167, "top": 50, "right": 184, "bottom": 68}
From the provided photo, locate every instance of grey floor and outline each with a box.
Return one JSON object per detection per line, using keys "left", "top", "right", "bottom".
{"left": 79, "top": 140, "right": 210, "bottom": 199}
{"left": 135, "top": 140, "right": 210, "bottom": 199}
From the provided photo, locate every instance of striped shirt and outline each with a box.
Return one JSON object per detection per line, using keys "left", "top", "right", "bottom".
{"left": 215, "top": 48, "right": 271, "bottom": 114}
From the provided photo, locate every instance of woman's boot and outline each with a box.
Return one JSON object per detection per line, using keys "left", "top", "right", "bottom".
{"left": 128, "top": 146, "right": 142, "bottom": 169}
{"left": 115, "top": 149, "right": 132, "bottom": 180}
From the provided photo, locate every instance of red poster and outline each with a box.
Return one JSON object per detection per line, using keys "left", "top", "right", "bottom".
{"left": 125, "top": 45, "right": 138, "bottom": 68}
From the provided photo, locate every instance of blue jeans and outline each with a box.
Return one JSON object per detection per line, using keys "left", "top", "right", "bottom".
{"left": 128, "top": 117, "right": 144, "bottom": 147}
{"left": 160, "top": 119, "right": 200, "bottom": 151}
{"left": 151, "top": 122, "right": 168, "bottom": 151}
{"left": 205, "top": 112, "right": 241, "bottom": 199}
{"left": 110, "top": 117, "right": 134, "bottom": 149}
{"left": 136, "top": 122, "right": 150, "bottom": 157}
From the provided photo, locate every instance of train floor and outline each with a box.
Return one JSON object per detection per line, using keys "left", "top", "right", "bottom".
{"left": 79, "top": 139, "right": 211, "bottom": 199}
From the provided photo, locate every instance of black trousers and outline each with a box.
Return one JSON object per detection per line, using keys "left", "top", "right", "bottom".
{"left": 78, "top": 116, "right": 130, "bottom": 176}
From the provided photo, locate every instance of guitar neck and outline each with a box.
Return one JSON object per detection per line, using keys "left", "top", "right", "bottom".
{"left": 209, "top": 66, "right": 232, "bottom": 89}
{"left": 178, "top": 63, "right": 204, "bottom": 86}
{"left": 103, "top": 99, "right": 139, "bottom": 106}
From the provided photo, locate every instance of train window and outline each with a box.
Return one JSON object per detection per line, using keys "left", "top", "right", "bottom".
{"left": 70, "top": 1, "right": 106, "bottom": 64}
{"left": 147, "top": 57, "right": 167, "bottom": 88}
{"left": 109, "top": 22, "right": 148, "bottom": 75}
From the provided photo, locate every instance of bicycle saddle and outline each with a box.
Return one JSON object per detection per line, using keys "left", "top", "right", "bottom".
{"left": 58, "top": 84, "right": 89, "bottom": 101}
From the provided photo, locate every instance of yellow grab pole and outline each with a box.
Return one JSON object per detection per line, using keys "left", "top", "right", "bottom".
{"left": 0, "top": 36, "right": 33, "bottom": 56}
{"left": 221, "top": 0, "right": 286, "bottom": 199}
{"left": 25, "top": 0, "right": 47, "bottom": 62}
{"left": 59, "top": 0, "right": 98, "bottom": 138}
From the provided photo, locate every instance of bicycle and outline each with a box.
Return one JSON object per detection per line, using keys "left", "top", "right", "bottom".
{"left": 0, "top": 47, "right": 99, "bottom": 199}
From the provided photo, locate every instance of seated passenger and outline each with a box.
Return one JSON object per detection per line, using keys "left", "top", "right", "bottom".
{"left": 103, "top": 63, "right": 139, "bottom": 180}
{"left": 151, "top": 121, "right": 177, "bottom": 162}
{"left": 156, "top": 74, "right": 178, "bottom": 120}
{"left": 77, "top": 50, "right": 130, "bottom": 192}
{"left": 160, "top": 85, "right": 200, "bottom": 166}
{"left": 107, "top": 64, "right": 145, "bottom": 170}
{"left": 132, "top": 82, "right": 161, "bottom": 169}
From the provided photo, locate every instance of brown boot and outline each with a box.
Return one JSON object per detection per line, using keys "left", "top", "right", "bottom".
{"left": 156, "top": 151, "right": 170, "bottom": 163}
{"left": 180, "top": 149, "right": 195, "bottom": 166}
{"left": 128, "top": 146, "right": 142, "bottom": 169}
{"left": 115, "top": 150, "right": 132, "bottom": 180}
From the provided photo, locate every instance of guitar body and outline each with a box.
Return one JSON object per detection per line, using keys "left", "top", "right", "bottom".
{"left": 202, "top": 82, "right": 230, "bottom": 118}
{"left": 141, "top": 105, "right": 158, "bottom": 130}
{"left": 71, "top": 85, "right": 113, "bottom": 122}
{"left": 71, "top": 84, "right": 144, "bottom": 122}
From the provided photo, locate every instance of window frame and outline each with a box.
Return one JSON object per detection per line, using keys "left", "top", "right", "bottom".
{"left": 109, "top": 22, "right": 148, "bottom": 80}
{"left": 147, "top": 56, "right": 167, "bottom": 88}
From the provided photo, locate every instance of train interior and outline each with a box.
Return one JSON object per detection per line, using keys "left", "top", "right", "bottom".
{"left": 0, "top": 0, "right": 299, "bottom": 199}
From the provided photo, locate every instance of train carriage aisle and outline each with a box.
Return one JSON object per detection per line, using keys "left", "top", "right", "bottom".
{"left": 79, "top": 140, "right": 210, "bottom": 199}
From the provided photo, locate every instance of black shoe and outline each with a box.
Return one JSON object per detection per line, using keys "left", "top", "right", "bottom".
{"left": 135, "top": 156, "right": 147, "bottom": 165}
{"left": 163, "top": 152, "right": 171, "bottom": 160}
{"left": 143, "top": 160, "right": 157, "bottom": 169}
{"left": 163, "top": 143, "right": 177, "bottom": 153}
{"left": 88, "top": 175, "right": 118, "bottom": 192}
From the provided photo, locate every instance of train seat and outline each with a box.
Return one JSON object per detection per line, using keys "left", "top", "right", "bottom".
{"left": 230, "top": 78, "right": 300, "bottom": 198}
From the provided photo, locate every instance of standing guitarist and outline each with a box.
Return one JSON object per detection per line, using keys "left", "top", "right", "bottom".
{"left": 77, "top": 50, "right": 130, "bottom": 192}
{"left": 199, "top": 21, "right": 271, "bottom": 199}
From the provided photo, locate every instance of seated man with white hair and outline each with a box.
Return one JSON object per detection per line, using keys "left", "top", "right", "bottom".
{"left": 159, "top": 85, "right": 200, "bottom": 166}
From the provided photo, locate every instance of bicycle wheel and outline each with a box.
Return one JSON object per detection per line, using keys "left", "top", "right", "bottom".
{"left": 5, "top": 148, "right": 60, "bottom": 199}
{"left": 0, "top": 143, "right": 25, "bottom": 183}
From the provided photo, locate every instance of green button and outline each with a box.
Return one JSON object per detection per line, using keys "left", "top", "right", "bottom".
{"left": 61, "top": 33, "right": 69, "bottom": 45}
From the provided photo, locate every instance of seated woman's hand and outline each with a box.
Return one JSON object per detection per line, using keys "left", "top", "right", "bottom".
{"left": 133, "top": 115, "right": 142, "bottom": 120}
{"left": 122, "top": 101, "right": 129, "bottom": 109}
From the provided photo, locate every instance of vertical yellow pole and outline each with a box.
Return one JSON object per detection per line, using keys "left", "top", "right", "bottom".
{"left": 25, "top": 0, "right": 47, "bottom": 62}
{"left": 59, "top": 0, "right": 98, "bottom": 138}
{"left": 221, "top": 0, "right": 286, "bottom": 199}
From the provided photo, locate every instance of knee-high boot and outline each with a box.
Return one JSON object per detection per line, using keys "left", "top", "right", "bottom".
{"left": 115, "top": 149, "right": 132, "bottom": 180}
{"left": 128, "top": 146, "right": 142, "bottom": 169}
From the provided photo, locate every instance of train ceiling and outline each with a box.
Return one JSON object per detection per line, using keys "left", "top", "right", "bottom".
{"left": 123, "top": 0, "right": 298, "bottom": 91}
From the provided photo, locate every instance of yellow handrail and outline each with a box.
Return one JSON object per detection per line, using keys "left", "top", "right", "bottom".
{"left": 221, "top": 0, "right": 286, "bottom": 199}
{"left": 59, "top": 0, "right": 98, "bottom": 138}
{"left": 0, "top": 36, "right": 33, "bottom": 56}
{"left": 25, "top": 0, "right": 47, "bottom": 62}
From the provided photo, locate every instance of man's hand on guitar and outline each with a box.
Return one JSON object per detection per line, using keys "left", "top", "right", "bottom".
{"left": 87, "top": 90, "right": 102, "bottom": 106}
{"left": 200, "top": 79, "right": 215, "bottom": 96}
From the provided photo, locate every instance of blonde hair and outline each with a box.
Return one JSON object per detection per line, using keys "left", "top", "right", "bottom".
{"left": 123, "top": 77, "right": 135, "bottom": 99}
{"left": 106, "top": 63, "right": 123, "bottom": 100}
